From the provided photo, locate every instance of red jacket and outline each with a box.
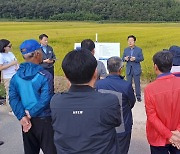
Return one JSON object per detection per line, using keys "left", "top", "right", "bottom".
{"left": 144, "top": 74, "right": 180, "bottom": 146}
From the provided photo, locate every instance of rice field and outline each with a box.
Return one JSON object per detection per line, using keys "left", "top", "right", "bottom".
{"left": 0, "top": 22, "right": 180, "bottom": 81}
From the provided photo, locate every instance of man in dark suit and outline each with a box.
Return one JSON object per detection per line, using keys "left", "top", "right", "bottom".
{"left": 50, "top": 49, "right": 121, "bottom": 154}
{"left": 39, "top": 34, "right": 56, "bottom": 92}
{"left": 39, "top": 34, "right": 56, "bottom": 79}
{"left": 122, "top": 35, "right": 144, "bottom": 102}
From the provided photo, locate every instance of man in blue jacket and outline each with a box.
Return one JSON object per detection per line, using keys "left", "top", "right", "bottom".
{"left": 9, "top": 39, "right": 56, "bottom": 154}
{"left": 122, "top": 35, "right": 144, "bottom": 102}
{"left": 39, "top": 34, "right": 56, "bottom": 92}
{"left": 96, "top": 56, "right": 136, "bottom": 154}
{"left": 50, "top": 49, "right": 121, "bottom": 154}
{"left": 39, "top": 34, "right": 56, "bottom": 78}
{"left": 169, "top": 45, "right": 180, "bottom": 77}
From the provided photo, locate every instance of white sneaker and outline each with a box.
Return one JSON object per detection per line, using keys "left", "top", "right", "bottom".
{"left": 8, "top": 111, "right": 15, "bottom": 116}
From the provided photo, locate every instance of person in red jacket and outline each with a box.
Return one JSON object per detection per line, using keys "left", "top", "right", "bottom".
{"left": 144, "top": 50, "right": 180, "bottom": 154}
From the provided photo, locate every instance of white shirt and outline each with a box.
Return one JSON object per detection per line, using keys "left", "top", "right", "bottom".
{"left": 0, "top": 52, "right": 17, "bottom": 79}
{"left": 171, "top": 66, "right": 180, "bottom": 73}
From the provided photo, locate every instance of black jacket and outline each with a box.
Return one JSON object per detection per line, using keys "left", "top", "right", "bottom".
{"left": 50, "top": 85, "right": 121, "bottom": 154}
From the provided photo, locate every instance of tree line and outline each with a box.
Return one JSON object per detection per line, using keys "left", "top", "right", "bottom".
{"left": 0, "top": 0, "right": 180, "bottom": 21}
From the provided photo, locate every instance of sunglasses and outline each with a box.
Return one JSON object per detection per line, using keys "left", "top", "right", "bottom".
{"left": 6, "top": 44, "right": 12, "bottom": 48}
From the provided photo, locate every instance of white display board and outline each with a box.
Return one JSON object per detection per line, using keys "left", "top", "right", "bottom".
{"left": 74, "top": 42, "right": 120, "bottom": 70}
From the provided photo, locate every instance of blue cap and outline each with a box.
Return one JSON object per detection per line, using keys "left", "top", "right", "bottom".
{"left": 20, "top": 39, "right": 41, "bottom": 55}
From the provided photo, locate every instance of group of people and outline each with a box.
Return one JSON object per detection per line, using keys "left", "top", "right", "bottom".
{"left": 0, "top": 34, "right": 56, "bottom": 147}
{"left": 0, "top": 34, "right": 179, "bottom": 154}
{"left": 0, "top": 34, "right": 56, "bottom": 111}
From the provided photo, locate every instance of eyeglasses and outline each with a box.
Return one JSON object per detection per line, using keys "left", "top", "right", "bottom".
{"left": 6, "top": 44, "right": 12, "bottom": 48}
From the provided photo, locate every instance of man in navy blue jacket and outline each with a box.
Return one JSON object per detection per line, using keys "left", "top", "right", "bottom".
{"left": 50, "top": 49, "right": 121, "bottom": 154}
{"left": 39, "top": 34, "right": 56, "bottom": 92}
{"left": 169, "top": 45, "right": 180, "bottom": 77}
{"left": 122, "top": 35, "right": 144, "bottom": 102}
{"left": 96, "top": 56, "right": 136, "bottom": 154}
{"left": 39, "top": 34, "right": 56, "bottom": 78}
{"left": 9, "top": 39, "right": 56, "bottom": 154}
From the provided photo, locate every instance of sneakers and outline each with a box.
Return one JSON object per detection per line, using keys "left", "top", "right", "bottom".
{"left": 0, "top": 99, "right": 5, "bottom": 106}
{"left": 137, "top": 97, "right": 142, "bottom": 102}
{"left": 0, "top": 141, "right": 4, "bottom": 146}
{"left": 8, "top": 111, "right": 15, "bottom": 116}
{"left": 0, "top": 102, "right": 4, "bottom": 106}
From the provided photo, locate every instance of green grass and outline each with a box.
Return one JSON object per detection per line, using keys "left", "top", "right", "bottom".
{"left": 0, "top": 22, "right": 180, "bottom": 81}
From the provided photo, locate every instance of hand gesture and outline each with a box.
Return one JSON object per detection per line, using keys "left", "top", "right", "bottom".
{"left": 20, "top": 116, "right": 31, "bottom": 133}
{"left": 15, "top": 64, "right": 19, "bottom": 71}
{"left": 169, "top": 130, "right": 180, "bottom": 149}
{"left": 43, "top": 58, "right": 53, "bottom": 64}
{"left": 130, "top": 56, "right": 136, "bottom": 61}
{"left": 124, "top": 56, "right": 129, "bottom": 61}
{"left": 11, "top": 60, "right": 18, "bottom": 66}
{"left": 25, "top": 110, "right": 31, "bottom": 119}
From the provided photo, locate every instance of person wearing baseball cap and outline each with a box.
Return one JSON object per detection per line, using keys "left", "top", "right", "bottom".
{"left": 9, "top": 39, "right": 56, "bottom": 154}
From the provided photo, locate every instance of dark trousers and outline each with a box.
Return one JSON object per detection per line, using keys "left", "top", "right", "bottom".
{"left": 45, "top": 66, "right": 54, "bottom": 93}
{"left": 45, "top": 66, "right": 54, "bottom": 79}
{"left": 117, "top": 132, "right": 131, "bottom": 154}
{"left": 150, "top": 144, "right": 180, "bottom": 154}
{"left": 22, "top": 117, "right": 57, "bottom": 154}
{"left": 127, "top": 67, "right": 141, "bottom": 99}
